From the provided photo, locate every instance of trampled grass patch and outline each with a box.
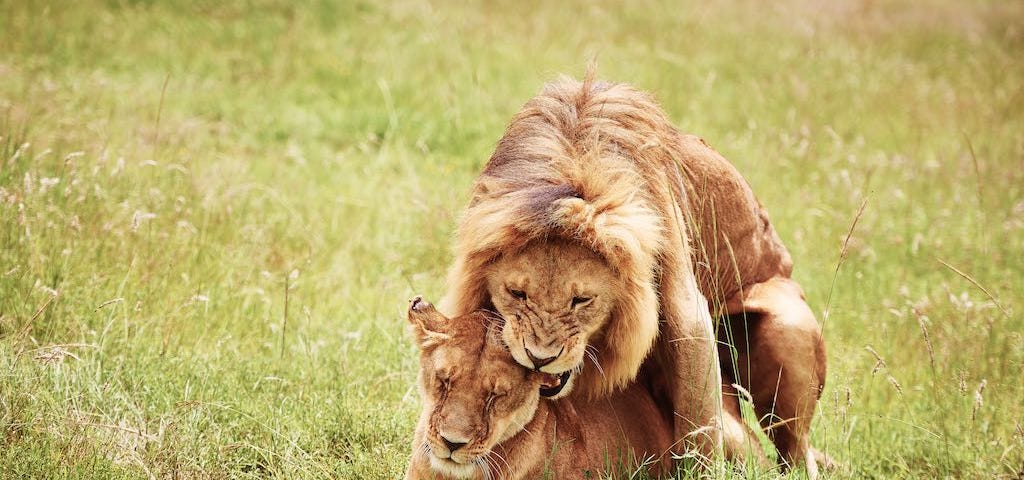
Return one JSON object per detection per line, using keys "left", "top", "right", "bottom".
{"left": 1, "top": 0, "right": 1022, "bottom": 478}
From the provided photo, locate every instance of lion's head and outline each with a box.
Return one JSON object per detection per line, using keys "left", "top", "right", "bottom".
{"left": 442, "top": 76, "right": 673, "bottom": 399}
{"left": 407, "top": 296, "right": 556, "bottom": 478}
{"left": 485, "top": 237, "right": 623, "bottom": 398}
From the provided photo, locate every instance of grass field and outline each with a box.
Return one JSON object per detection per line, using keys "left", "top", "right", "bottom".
{"left": 1, "top": 0, "right": 1022, "bottom": 478}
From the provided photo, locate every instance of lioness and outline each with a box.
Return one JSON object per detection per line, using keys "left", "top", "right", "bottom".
{"left": 405, "top": 296, "right": 674, "bottom": 479}
{"left": 442, "top": 74, "right": 826, "bottom": 474}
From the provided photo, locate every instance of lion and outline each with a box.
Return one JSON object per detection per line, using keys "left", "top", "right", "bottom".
{"left": 404, "top": 296, "right": 678, "bottom": 479}
{"left": 440, "top": 74, "right": 827, "bottom": 474}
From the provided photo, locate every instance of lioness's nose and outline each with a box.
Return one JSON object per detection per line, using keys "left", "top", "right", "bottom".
{"left": 441, "top": 435, "right": 467, "bottom": 453}
{"left": 525, "top": 348, "right": 557, "bottom": 369}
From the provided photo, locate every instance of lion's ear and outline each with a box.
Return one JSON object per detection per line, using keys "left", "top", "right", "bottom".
{"left": 407, "top": 296, "right": 451, "bottom": 349}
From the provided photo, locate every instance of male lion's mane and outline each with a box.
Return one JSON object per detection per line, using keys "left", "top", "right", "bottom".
{"left": 441, "top": 74, "right": 701, "bottom": 397}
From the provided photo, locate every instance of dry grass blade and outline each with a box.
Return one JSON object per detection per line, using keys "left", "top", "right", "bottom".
{"left": 962, "top": 132, "right": 984, "bottom": 213}
{"left": 822, "top": 195, "right": 870, "bottom": 328}
{"left": 936, "top": 258, "right": 1010, "bottom": 318}
{"left": 914, "top": 310, "right": 935, "bottom": 372}
{"left": 80, "top": 421, "right": 158, "bottom": 442}
{"left": 95, "top": 297, "right": 124, "bottom": 310}
{"left": 865, "top": 345, "right": 887, "bottom": 375}
{"left": 972, "top": 380, "right": 987, "bottom": 421}
{"left": 152, "top": 72, "right": 170, "bottom": 159}
{"left": 30, "top": 295, "right": 56, "bottom": 323}
{"left": 731, "top": 383, "right": 754, "bottom": 405}
{"left": 887, "top": 375, "right": 904, "bottom": 397}
{"left": 33, "top": 346, "right": 79, "bottom": 364}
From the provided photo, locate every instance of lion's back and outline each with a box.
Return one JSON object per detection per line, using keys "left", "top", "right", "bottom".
{"left": 672, "top": 134, "right": 793, "bottom": 303}
{"left": 477, "top": 76, "right": 792, "bottom": 303}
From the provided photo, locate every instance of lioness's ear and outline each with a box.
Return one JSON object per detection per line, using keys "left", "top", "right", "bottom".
{"left": 407, "top": 296, "right": 450, "bottom": 349}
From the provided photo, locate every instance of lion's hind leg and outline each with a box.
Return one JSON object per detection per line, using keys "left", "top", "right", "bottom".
{"left": 720, "top": 276, "right": 826, "bottom": 477}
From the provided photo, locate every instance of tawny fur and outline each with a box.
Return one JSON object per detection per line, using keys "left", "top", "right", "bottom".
{"left": 405, "top": 299, "right": 675, "bottom": 479}
{"left": 440, "top": 74, "right": 827, "bottom": 472}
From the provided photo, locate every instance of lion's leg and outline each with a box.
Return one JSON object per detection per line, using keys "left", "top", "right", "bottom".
{"left": 721, "top": 277, "right": 826, "bottom": 475}
{"left": 656, "top": 266, "right": 724, "bottom": 461}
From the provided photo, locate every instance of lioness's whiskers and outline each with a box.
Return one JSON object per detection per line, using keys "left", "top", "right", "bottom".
{"left": 475, "top": 457, "right": 492, "bottom": 480}
{"left": 484, "top": 451, "right": 498, "bottom": 478}
{"left": 483, "top": 453, "right": 498, "bottom": 480}
{"left": 489, "top": 450, "right": 512, "bottom": 479}
{"left": 416, "top": 442, "right": 430, "bottom": 460}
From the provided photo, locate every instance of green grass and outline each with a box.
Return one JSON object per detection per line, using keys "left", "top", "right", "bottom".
{"left": 1, "top": 0, "right": 1022, "bottom": 478}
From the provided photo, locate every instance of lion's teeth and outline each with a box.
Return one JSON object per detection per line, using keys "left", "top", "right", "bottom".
{"left": 540, "top": 373, "right": 561, "bottom": 388}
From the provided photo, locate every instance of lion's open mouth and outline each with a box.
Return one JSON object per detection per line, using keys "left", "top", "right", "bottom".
{"left": 539, "top": 371, "right": 571, "bottom": 397}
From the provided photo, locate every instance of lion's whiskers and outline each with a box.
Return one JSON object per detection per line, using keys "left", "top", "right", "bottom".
{"left": 585, "top": 345, "right": 606, "bottom": 379}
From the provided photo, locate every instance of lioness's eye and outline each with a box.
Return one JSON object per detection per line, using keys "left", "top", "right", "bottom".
{"left": 571, "top": 296, "right": 592, "bottom": 308}
{"left": 508, "top": 288, "right": 527, "bottom": 300}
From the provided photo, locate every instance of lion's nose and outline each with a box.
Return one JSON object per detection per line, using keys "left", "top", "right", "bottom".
{"left": 525, "top": 349, "right": 558, "bottom": 369}
{"left": 441, "top": 436, "right": 467, "bottom": 453}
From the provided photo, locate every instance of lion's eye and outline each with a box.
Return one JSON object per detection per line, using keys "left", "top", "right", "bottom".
{"left": 571, "top": 296, "right": 592, "bottom": 308}
{"left": 436, "top": 373, "right": 451, "bottom": 389}
{"left": 508, "top": 288, "right": 527, "bottom": 300}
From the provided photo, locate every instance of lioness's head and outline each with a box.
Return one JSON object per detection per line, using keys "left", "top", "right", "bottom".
{"left": 485, "top": 237, "right": 621, "bottom": 398}
{"left": 408, "top": 296, "right": 556, "bottom": 478}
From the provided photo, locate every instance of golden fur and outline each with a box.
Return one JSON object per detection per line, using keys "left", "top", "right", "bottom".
{"left": 441, "top": 75, "right": 714, "bottom": 400}
{"left": 485, "top": 237, "right": 623, "bottom": 398}
{"left": 405, "top": 297, "right": 673, "bottom": 479}
{"left": 440, "top": 74, "right": 827, "bottom": 472}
